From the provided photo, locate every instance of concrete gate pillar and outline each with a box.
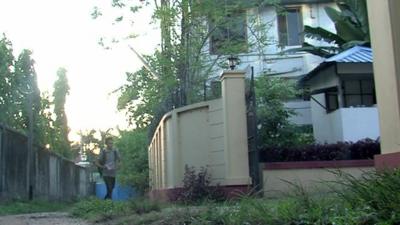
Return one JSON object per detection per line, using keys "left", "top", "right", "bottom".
{"left": 367, "top": 0, "right": 400, "bottom": 168}
{"left": 220, "top": 70, "right": 251, "bottom": 186}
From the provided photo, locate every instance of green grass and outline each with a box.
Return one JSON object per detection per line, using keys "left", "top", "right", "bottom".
{"left": 69, "top": 169, "right": 400, "bottom": 225}
{"left": 70, "top": 197, "right": 162, "bottom": 223}
{"left": 0, "top": 199, "right": 71, "bottom": 216}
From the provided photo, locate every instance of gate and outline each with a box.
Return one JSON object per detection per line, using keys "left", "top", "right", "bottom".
{"left": 246, "top": 67, "right": 261, "bottom": 193}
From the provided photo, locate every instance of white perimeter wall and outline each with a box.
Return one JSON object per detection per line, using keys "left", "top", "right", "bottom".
{"left": 311, "top": 94, "right": 380, "bottom": 144}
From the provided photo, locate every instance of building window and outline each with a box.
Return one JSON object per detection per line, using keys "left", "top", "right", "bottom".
{"left": 277, "top": 7, "right": 303, "bottom": 46}
{"left": 343, "top": 79, "right": 376, "bottom": 107}
{"left": 210, "top": 11, "right": 247, "bottom": 55}
{"left": 325, "top": 87, "right": 339, "bottom": 113}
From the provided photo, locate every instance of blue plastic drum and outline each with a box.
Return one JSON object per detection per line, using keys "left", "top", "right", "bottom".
{"left": 95, "top": 182, "right": 137, "bottom": 201}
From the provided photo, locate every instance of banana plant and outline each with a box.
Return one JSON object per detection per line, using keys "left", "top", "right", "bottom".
{"left": 286, "top": 0, "right": 370, "bottom": 57}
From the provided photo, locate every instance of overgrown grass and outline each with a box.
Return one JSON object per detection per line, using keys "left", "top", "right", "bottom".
{"left": 70, "top": 169, "right": 400, "bottom": 225}
{"left": 334, "top": 169, "right": 400, "bottom": 224}
{"left": 70, "top": 197, "right": 162, "bottom": 223}
{"left": 0, "top": 199, "right": 71, "bottom": 216}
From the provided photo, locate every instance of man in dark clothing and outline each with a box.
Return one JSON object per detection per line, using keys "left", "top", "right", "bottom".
{"left": 96, "top": 137, "right": 121, "bottom": 200}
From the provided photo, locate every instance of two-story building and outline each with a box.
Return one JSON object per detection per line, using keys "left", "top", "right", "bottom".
{"left": 205, "top": 0, "right": 336, "bottom": 126}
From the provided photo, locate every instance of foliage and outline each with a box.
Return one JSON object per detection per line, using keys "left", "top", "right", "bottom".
{"left": 334, "top": 169, "right": 400, "bottom": 224}
{"left": 255, "top": 76, "right": 314, "bottom": 147}
{"left": 288, "top": 0, "right": 370, "bottom": 57}
{"left": 36, "top": 92, "right": 56, "bottom": 147}
{"left": 12, "top": 49, "right": 42, "bottom": 131}
{"left": 180, "top": 170, "right": 400, "bottom": 224}
{"left": 128, "top": 197, "right": 162, "bottom": 215}
{"left": 70, "top": 170, "right": 400, "bottom": 225}
{"left": 115, "top": 128, "right": 149, "bottom": 194}
{"left": 117, "top": 52, "right": 177, "bottom": 128}
{"left": 95, "top": 0, "right": 277, "bottom": 129}
{"left": 177, "top": 165, "right": 225, "bottom": 204}
{"left": 0, "top": 35, "right": 72, "bottom": 158}
{"left": 0, "top": 37, "right": 40, "bottom": 132}
{"left": 71, "top": 197, "right": 161, "bottom": 222}
{"left": 0, "top": 34, "right": 17, "bottom": 126}
{"left": 78, "top": 128, "right": 114, "bottom": 162}
{"left": 0, "top": 200, "right": 70, "bottom": 216}
{"left": 52, "top": 68, "right": 72, "bottom": 158}
{"left": 260, "top": 138, "right": 380, "bottom": 162}
{"left": 0, "top": 35, "right": 56, "bottom": 147}
{"left": 71, "top": 197, "right": 132, "bottom": 222}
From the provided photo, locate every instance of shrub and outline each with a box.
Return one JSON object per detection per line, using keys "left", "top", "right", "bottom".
{"left": 115, "top": 128, "right": 149, "bottom": 194}
{"left": 256, "top": 77, "right": 315, "bottom": 148}
{"left": 177, "top": 165, "right": 225, "bottom": 204}
{"left": 334, "top": 169, "right": 400, "bottom": 224}
{"left": 71, "top": 197, "right": 162, "bottom": 222}
{"left": 260, "top": 138, "right": 380, "bottom": 162}
{"left": 129, "top": 197, "right": 162, "bottom": 214}
{"left": 0, "top": 200, "right": 70, "bottom": 216}
{"left": 71, "top": 197, "right": 129, "bottom": 222}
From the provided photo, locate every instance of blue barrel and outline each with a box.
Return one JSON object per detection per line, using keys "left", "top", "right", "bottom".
{"left": 95, "top": 182, "right": 137, "bottom": 201}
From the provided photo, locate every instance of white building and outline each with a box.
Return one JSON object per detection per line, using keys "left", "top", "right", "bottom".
{"left": 300, "top": 46, "right": 380, "bottom": 143}
{"left": 205, "top": 0, "right": 336, "bottom": 126}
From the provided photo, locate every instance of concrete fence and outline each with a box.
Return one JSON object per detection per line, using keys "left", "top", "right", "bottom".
{"left": 148, "top": 71, "right": 252, "bottom": 200}
{"left": 262, "top": 160, "right": 375, "bottom": 197}
{"left": 0, "top": 124, "right": 93, "bottom": 201}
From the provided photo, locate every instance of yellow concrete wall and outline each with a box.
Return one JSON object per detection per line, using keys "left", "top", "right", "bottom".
{"left": 148, "top": 71, "right": 252, "bottom": 191}
{"left": 148, "top": 99, "right": 225, "bottom": 189}
{"left": 263, "top": 166, "right": 375, "bottom": 197}
{"left": 367, "top": 0, "right": 400, "bottom": 154}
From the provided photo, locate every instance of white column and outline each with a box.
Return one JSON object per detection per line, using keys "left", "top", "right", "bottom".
{"left": 220, "top": 70, "right": 251, "bottom": 186}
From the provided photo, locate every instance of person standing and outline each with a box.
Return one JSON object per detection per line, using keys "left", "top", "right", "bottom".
{"left": 96, "top": 137, "right": 121, "bottom": 200}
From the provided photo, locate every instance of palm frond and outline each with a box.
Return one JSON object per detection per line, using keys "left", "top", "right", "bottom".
{"left": 303, "top": 26, "right": 346, "bottom": 45}
{"left": 335, "top": 20, "right": 365, "bottom": 42}
{"left": 341, "top": 40, "right": 369, "bottom": 50}
{"left": 282, "top": 42, "right": 339, "bottom": 57}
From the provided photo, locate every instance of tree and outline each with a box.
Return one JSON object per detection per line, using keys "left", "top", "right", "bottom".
{"left": 0, "top": 34, "right": 17, "bottom": 126}
{"left": 13, "top": 50, "right": 42, "bottom": 133}
{"left": 256, "top": 76, "right": 313, "bottom": 147}
{"left": 36, "top": 92, "right": 57, "bottom": 147}
{"left": 96, "top": 0, "right": 277, "bottom": 129}
{"left": 52, "top": 68, "right": 71, "bottom": 158}
{"left": 115, "top": 128, "right": 149, "bottom": 194}
{"left": 0, "top": 35, "right": 71, "bottom": 153}
{"left": 117, "top": 52, "right": 177, "bottom": 128}
{"left": 0, "top": 35, "right": 59, "bottom": 147}
{"left": 289, "top": 0, "right": 370, "bottom": 57}
{"left": 78, "top": 128, "right": 114, "bottom": 162}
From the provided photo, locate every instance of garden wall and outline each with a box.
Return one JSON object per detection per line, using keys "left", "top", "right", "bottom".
{"left": 148, "top": 71, "right": 252, "bottom": 200}
{"left": 262, "top": 160, "right": 375, "bottom": 197}
{"left": 0, "top": 124, "right": 94, "bottom": 201}
{"left": 148, "top": 99, "right": 225, "bottom": 190}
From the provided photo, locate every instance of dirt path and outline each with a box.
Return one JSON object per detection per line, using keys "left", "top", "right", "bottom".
{"left": 0, "top": 212, "right": 90, "bottom": 225}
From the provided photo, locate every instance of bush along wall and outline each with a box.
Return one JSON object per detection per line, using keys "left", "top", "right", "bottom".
{"left": 260, "top": 138, "right": 380, "bottom": 162}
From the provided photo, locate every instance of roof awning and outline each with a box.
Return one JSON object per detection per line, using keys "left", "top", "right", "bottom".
{"left": 300, "top": 46, "right": 373, "bottom": 83}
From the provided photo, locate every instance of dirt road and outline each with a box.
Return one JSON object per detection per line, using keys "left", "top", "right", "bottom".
{"left": 0, "top": 212, "right": 90, "bottom": 225}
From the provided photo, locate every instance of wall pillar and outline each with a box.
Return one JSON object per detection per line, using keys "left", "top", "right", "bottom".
{"left": 220, "top": 70, "right": 251, "bottom": 185}
{"left": 367, "top": 0, "right": 400, "bottom": 169}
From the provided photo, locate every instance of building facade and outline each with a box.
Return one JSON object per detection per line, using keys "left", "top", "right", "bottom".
{"left": 302, "top": 46, "right": 380, "bottom": 143}
{"left": 206, "top": 0, "right": 336, "bottom": 126}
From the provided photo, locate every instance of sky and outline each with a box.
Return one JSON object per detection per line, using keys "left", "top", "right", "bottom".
{"left": 0, "top": 0, "right": 160, "bottom": 141}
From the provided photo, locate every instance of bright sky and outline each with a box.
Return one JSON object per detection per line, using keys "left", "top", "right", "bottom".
{"left": 0, "top": 0, "right": 160, "bottom": 141}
